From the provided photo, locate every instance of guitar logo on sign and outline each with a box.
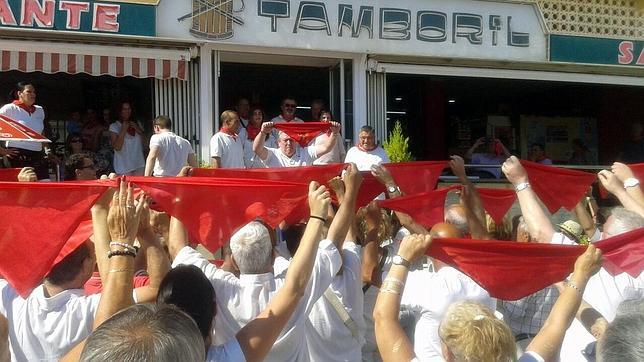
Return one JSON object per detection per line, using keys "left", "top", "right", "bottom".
{"left": 178, "top": 0, "right": 245, "bottom": 39}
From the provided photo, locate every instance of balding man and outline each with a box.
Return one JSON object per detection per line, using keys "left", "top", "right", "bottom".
{"left": 444, "top": 204, "right": 469, "bottom": 236}
{"left": 400, "top": 223, "right": 495, "bottom": 361}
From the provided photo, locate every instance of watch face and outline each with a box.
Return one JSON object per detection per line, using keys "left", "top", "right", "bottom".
{"left": 388, "top": 186, "right": 397, "bottom": 193}
{"left": 393, "top": 255, "right": 403, "bottom": 264}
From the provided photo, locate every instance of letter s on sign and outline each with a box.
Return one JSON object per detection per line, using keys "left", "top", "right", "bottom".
{"left": 618, "top": 41, "right": 633, "bottom": 65}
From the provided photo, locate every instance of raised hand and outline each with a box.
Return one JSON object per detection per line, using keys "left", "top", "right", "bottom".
{"left": 308, "top": 181, "right": 331, "bottom": 219}
{"left": 107, "top": 179, "right": 145, "bottom": 245}
{"left": 598, "top": 170, "right": 623, "bottom": 195}
{"left": 17, "top": 167, "right": 37, "bottom": 182}
{"left": 449, "top": 155, "right": 467, "bottom": 180}
{"left": 343, "top": 163, "right": 363, "bottom": 194}
{"left": 501, "top": 156, "right": 528, "bottom": 186}
{"left": 371, "top": 164, "right": 395, "bottom": 187}
{"left": 572, "top": 244, "right": 602, "bottom": 281}
{"left": 397, "top": 234, "right": 433, "bottom": 263}
{"left": 611, "top": 162, "right": 634, "bottom": 182}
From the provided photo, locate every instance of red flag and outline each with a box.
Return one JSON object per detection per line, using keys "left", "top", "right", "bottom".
{"left": 53, "top": 219, "right": 94, "bottom": 265}
{"left": 273, "top": 122, "right": 331, "bottom": 147}
{"left": 0, "top": 168, "right": 21, "bottom": 181}
{"left": 129, "top": 177, "right": 308, "bottom": 252}
{"left": 378, "top": 186, "right": 460, "bottom": 228}
{"left": 356, "top": 172, "right": 386, "bottom": 209}
{"left": 0, "top": 181, "right": 110, "bottom": 296}
{"left": 476, "top": 188, "right": 517, "bottom": 224}
{"left": 385, "top": 161, "right": 447, "bottom": 194}
{"left": 427, "top": 237, "right": 583, "bottom": 300}
{"left": 521, "top": 160, "right": 597, "bottom": 213}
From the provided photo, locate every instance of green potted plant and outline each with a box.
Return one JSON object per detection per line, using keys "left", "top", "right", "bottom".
{"left": 383, "top": 121, "right": 414, "bottom": 162}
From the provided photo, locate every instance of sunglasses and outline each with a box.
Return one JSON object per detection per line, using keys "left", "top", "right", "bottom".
{"left": 284, "top": 104, "right": 297, "bottom": 108}
{"left": 70, "top": 139, "right": 82, "bottom": 143}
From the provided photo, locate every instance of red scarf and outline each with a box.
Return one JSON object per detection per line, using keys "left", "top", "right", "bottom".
{"left": 430, "top": 226, "right": 644, "bottom": 300}
{"left": 357, "top": 143, "right": 376, "bottom": 152}
{"left": 476, "top": 188, "right": 517, "bottom": 225}
{"left": 521, "top": 160, "right": 597, "bottom": 213}
{"left": 0, "top": 168, "right": 21, "bottom": 181}
{"left": 0, "top": 180, "right": 111, "bottom": 296}
{"left": 219, "top": 126, "right": 238, "bottom": 140}
{"left": 12, "top": 100, "right": 35, "bottom": 115}
{"left": 273, "top": 122, "right": 331, "bottom": 147}
{"left": 119, "top": 120, "right": 137, "bottom": 136}
{"left": 378, "top": 186, "right": 461, "bottom": 228}
{"left": 246, "top": 123, "right": 262, "bottom": 141}
{"left": 385, "top": 161, "right": 447, "bottom": 195}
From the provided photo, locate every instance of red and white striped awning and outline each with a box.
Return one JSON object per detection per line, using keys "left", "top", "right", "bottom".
{"left": 0, "top": 40, "right": 192, "bottom": 81}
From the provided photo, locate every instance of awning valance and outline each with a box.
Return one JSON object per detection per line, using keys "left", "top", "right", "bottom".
{"left": 0, "top": 40, "right": 191, "bottom": 81}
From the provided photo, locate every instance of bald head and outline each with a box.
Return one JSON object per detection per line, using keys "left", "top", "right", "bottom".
{"left": 444, "top": 204, "right": 469, "bottom": 235}
{"left": 429, "top": 222, "right": 463, "bottom": 239}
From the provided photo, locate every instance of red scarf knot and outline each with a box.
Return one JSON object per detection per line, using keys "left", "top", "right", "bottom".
{"left": 220, "top": 127, "right": 238, "bottom": 140}
{"left": 12, "top": 100, "right": 36, "bottom": 115}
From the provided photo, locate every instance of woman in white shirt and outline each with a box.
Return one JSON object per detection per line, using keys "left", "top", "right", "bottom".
{"left": 108, "top": 101, "right": 145, "bottom": 175}
{"left": 0, "top": 82, "right": 52, "bottom": 179}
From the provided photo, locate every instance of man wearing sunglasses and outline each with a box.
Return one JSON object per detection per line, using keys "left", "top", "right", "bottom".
{"left": 271, "top": 97, "right": 303, "bottom": 124}
{"left": 64, "top": 153, "right": 98, "bottom": 181}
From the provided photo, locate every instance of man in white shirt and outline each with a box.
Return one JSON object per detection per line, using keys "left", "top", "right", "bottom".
{"left": 210, "top": 110, "right": 245, "bottom": 169}
{"left": 400, "top": 223, "right": 494, "bottom": 361}
{"left": 144, "top": 116, "right": 196, "bottom": 177}
{"left": 253, "top": 121, "right": 340, "bottom": 168}
{"left": 271, "top": 97, "right": 303, "bottom": 124}
{"left": 345, "top": 126, "right": 390, "bottom": 171}
{"left": 235, "top": 97, "right": 251, "bottom": 129}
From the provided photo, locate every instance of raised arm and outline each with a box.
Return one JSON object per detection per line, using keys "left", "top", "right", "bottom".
{"left": 526, "top": 245, "right": 602, "bottom": 361}
{"left": 612, "top": 162, "right": 644, "bottom": 207}
{"left": 373, "top": 234, "right": 433, "bottom": 361}
{"left": 450, "top": 155, "right": 487, "bottom": 230}
{"left": 465, "top": 137, "right": 485, "bottom": 160}
{"left": 252, "top": 122, "right": 273, "bottom": 161}
{"left": 573, "top": 196, "right": 598, "bottom": 239}
{"left": 110, "top": 121, "right": 129, "bottom": 152}
{"left": 361, "top": 201, "right": 384, "bottom": 287}
{"left": 144, "top": 145, "right": 160, "bottom": 176}
{"left": 371, "top": 164, "right": 428, "bottom": 234}
{"left": 502, "top": 156, "right": 555, "bottom": 243}
{"left": 599, "top": 170, "right": 644, "bottom": 218}
{"left": 314, "top": 122, "right": 341, "bottom": 157}
{"left": 235, "top": 181, "right": 331, "bottom": 362}
{"left": 91, "top": 176, "right": 118, "bottom": 282}
{"left": 326, "top": 163, "right": 362, "bottom": 251}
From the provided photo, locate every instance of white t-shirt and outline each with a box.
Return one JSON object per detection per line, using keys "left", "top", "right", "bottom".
{"left": 344, "top": 146, "right": 390, "bottom": 171}
{"left": 172, "top": 240, "right": 341, "bottom": 362}
{"left": 313, "top": 132, "right": 346, "bottom": 165}
{"left": 260, "top": 146, "right": 318, "bottom": 168}
{"left": 0, "top": 103, "right": 45, "bottom": 151}
{"left": 210, "top": 132, "right": 245, "bottom": 169}
{"left": 109, "top": 121, "right": 145, "bottom": 174}
{"left": 206, "top": 337, "right": 246, "bottom": 362}
{"left": 149, "top": 131, "right": 194, "bottom": 177}
{"left": 0, "top": 280, "right": 101, "bottom": 361}
{"left": 401, "top": 267, "right": 495, "bottom": 362}
{"left": 306, "top": 242, "right": 365, "bottom": 362}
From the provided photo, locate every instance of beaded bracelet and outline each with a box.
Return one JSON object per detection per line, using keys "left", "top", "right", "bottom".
{"left": 109, "top": 242, "right": 137, "bottom": 254}
{"left": 108, "top": 249, "right": 137, "bottom": 259}
{"left": 309, "top": 215, "right": 327, "bottom": 223}
{"left": 567, "top": 281, "right": 582, "bottom": 294}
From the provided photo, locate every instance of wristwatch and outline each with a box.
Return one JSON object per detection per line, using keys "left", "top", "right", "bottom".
{"left": 624, "top": 178, "right": 640, "bottom": 188}
{"left": 387, "top": 184, "right": 400, "bottom": 194}
{"left": 392, "top": 255, "right": 410, "bottom": 268}
{"left": 515, "top": 182, "right": 530, "bottom": 192}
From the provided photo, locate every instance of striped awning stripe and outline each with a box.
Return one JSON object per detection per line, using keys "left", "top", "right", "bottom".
{"left": 0, "top": 50, "right": 189, "bottom": 81}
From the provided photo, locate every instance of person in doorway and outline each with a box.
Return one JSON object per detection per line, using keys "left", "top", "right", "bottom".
{"left": 529, "top": 143, "right": 552, "bottom": 165}
{"left": 210, "top": 110, "right": 245, "bottom": 168}
{"left": 569, "top": 138, "right": 591, "bottom": 165}
{"left": 108, "top": 101, "right": 145, "bottom": 176}
{"left": 313, "top": 111, "right": 346, "bottom": 164}
{"left": 344, "top": 125, "right": 390, "bottom": 171}
{"left": 235, "top": 97, "right": 251, "bottom": 129}
{"left": 66, "top": 110, "right": 82, "bottom": 135}
{"left": 80, "top": 109, "right": 104, "bottom": 152}
{"left": 0, "top": 82, "right": 55, "bottom": 180}
{"left": 243, "top": 106, "right": 273, "bottom": 167}
{"left": 310, "top": 99, "right": 325, "bottom": 121}
{"left": 144, "top": 116, "right": 196, "bottom": 177}
{"left": 465, "top": 136, "right": 511, "bottom": 179}
{"left": 271, "top": 96, "right": 303, "bottom": 124}
{"left": 619, "top": 121, "right": 644, "bottom": 163}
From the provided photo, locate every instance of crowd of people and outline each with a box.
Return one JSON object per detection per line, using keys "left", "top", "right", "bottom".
{"left": 1, "top": 81, "right": 644, "bottom": 362}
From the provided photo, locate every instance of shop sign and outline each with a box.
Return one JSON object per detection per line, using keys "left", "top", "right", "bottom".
{"left": 159, "top": 0, "right": 546, "bottom": 61}
{"left": 550, "top": 35, "right": 643, "bottom": 67}
{"left": 0, "top": 0, "right": 156, "bottom": 36}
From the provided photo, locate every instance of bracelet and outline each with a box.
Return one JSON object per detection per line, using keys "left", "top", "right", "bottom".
{"left": 567, "top": 281, "right": 582, "bottom": 294}
{"left": 108, "top": 268, "right": 134, "bottom": 273}
{"left": 109, "top": 242, "right": 137, "bottom": 254}
{"left": 309, "top": 215, "right": 327, "bottom": 223}
{"left": 515, "top": 182, "right": 530, "bottom": 192}
{"left": 382, "top": 277, "right": 405, "bottom": 287}
{"left": 379, "top": 281, "right": 404, "bottom": 295}
{"left": 108, "top": 249, "right": 137, "bottom": 259}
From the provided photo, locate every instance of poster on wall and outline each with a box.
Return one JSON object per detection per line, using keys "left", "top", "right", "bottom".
{"left": 520, "top": 116, "right": 598, "bottom": 165}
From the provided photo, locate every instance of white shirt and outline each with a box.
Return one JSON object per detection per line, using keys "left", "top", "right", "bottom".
{"left": 306, "top": 242, "right": 365, "bottom": 362}
{"left": 206, "top": 337, "right": 246, "bottom": 362}
{"left": 172, "top": 240, "right": 342, "bottom": 362}
{"left": 344, "top": 146, "right": 389, "bottom": 171}
{"left": 313, "top": 132, "right": 346, "bottom": 165}
{"left": 270, "top": 115, "right": 303, "bottom": 124}
{"left": 401, "top": 267, "right": 495, "bottom": 362}
{"left": 0, "top": 103, "right": 45, "bottom": 151}
{"left": 109, "top": 121, "right": 145, "bottom": 174}
{"left": 260, "top": 146, "right": 317, "bottom": 168}
{"left": 0, "top": 280, "right": 100, "bottom": 361}
{"left": 210, "top": 132, "right": 245, "bottom": 168}
{"left": 149, "top": 131, "right": 194, "bottom": 177}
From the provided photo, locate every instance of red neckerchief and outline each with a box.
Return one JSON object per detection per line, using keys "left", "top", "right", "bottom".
{"left": 119, "top": 120, "right": 136, "bottom": 136}
{"left": 246, "top": 123, "right": 261, "bottom": 140}
{"left": 12, "top": 100, "right": 35, "bottom": 115}
{"left": 219, "top": 127, "right": 238, "bottom": 140}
